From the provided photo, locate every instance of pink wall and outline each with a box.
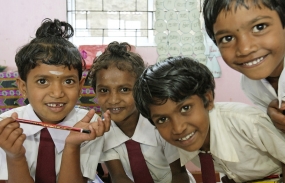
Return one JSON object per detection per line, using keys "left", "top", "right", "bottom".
{"left": 136, "top": 47, "right": 253, "bottom": 105}
{"left": 0, "top": 0, "right": 66, "bottom": 72}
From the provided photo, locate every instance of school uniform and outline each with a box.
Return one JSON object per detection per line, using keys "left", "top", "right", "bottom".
{"left": 100, "top": 114, "right": 196, "bottom": 183}
{"left": 241, "top": 59, "right": 285, "bottom": 112}
{"left": 0, "top": 104, "right": 103, "bottom": 182}
{"left": 178, "top": 102, "right": 285, "bottom": 183}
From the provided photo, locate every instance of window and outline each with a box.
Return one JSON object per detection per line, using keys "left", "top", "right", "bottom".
{"left": 67, "top": 0, "right": 156, "bottom": 46}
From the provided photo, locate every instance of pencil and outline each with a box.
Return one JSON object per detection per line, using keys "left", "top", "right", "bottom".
{"left": 0, "top": 117, "right": 91, "bottom": 134}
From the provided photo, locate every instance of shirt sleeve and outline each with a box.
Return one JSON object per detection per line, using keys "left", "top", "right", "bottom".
{"left": 80, "top": 136, "right": 104, "bottom": 180}
{"left": 0, "top": 148, "right": 8, "bottom": 180}
{"left": 99, "top": 148, "right": 120, "bottom": 162}
{"left": 247, "top": 115, "right": 285, "bottom": 164}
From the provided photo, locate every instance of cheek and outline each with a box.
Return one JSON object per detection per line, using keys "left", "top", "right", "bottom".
{"left": 157, "top": 127, "right": 170, "bottom": 140}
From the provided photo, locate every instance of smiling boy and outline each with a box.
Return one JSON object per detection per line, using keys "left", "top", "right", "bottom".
{"left": 133, "top": 56, "right": 285, "bottom": 182}
{"left": 203, "top": 0, "right": 285, "bottom": 131}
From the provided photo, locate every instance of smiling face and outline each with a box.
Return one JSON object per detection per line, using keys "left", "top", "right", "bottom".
{"left": 95, "top": 65, "right": 139, "bottom": 128}
{"left": 149, "top": 92, "right": 214, "bottom": 152}
{"left": 17, "top": 63, "right": 84, "bottom": 124}
{"left": 213, "top": 2, "right": 285, "bottom": 79}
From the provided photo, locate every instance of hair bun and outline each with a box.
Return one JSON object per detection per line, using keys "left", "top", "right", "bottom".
{"left": 35, "top": 18, "right": 74, "bottom": 39}
{"left": 107, "top": 41, "right": 131, "bottom": 57}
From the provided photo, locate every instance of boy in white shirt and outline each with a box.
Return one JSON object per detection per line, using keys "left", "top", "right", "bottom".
{"left": 203, "top": 0, "right": 285, "bottom": 132}
{"left": 0, "top": 18, "right": 111, "bottom": 183}
{"left": 133, "top": 56, "right": 285, "bottom": 182}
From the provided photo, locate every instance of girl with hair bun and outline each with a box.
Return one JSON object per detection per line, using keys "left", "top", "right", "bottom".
{"left": 88, "top": 41, "right": 196, "bottom": 183}
{"left": 0, "top": 18, "right": 111, "bottom": 183}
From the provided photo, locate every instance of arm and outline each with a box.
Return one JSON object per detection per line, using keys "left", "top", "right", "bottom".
{"left": 169, "top": 159, "right": 189, "bottom": 183}
{"left": 0, "top": 113, "right": 33, "bottom": 183}
{"left": 267, "top": 99, "right": 285, "bottom": 132}
{"left": 58, "top": 109, "right": 111, "bottom": 183}
{"left": 105, "top": 160, "right": 134, "bottom": 183}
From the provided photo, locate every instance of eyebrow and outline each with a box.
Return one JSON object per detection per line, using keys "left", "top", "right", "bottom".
{"left": 214, "top": 15, "right": 273, "bottom": 37}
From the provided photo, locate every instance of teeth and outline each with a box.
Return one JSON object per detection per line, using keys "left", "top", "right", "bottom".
{"left": 244, "top": 57, "right": 264, "bottom": 66}
{"left": 179, "top": 131, "right": 195, "bottom": 141}
{"left": 47, "top": 103, "right": 64, "bottom": 107}
{"left": 112, "top": 108, "right": 120, "bottom": 111}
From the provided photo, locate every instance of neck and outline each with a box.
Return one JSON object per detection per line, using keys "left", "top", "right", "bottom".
{"left": 116, "top": 111, "right": 140, "bottom": 138}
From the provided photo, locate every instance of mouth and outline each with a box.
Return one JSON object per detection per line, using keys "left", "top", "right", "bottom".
{"left": 178, "top": 131, "right": 196, "bottom": 141}
{"left": 46, "top": 103, "right": 65, "bottom": 107}
{"left": 241, "top": 56, "right": 265, "bottom": 67}
{"left": 108, "top": 107, "right": 123, "bottom": 113}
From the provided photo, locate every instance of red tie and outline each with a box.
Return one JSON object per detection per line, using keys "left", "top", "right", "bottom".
{"left": 199, "top": 152, "right": 216, "bottom": 183}
{"left": 35, "top": 128, "right": 56, "bottom": 183}
{"left": 125, "top": 140, "right": 154, "bottom": 183}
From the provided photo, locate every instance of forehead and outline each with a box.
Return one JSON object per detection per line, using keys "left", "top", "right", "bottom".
{"left": 96, "top": 65, "right": 136, "bottom": 86}
{"left": 27, "top": 63, "right": 78, "bottom": 78}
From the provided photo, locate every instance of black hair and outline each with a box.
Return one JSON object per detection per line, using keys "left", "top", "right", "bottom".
{"left": 203, "top": 0, "right": 285, "bottom": 44}
{"left": 88, "top": 41, "right": 146, "bottom": 91}
{"left": 15, "top": 18, "right": 85, "bottom": 82}
{"left": 133, "top": 56, "right": 215, "bottom": 124}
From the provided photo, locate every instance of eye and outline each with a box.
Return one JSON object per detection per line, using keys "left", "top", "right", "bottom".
{"left": 181, "top": 105, "right": 191, "bottom": 113}
{"left": 252, "top": 24, "right": 267, "bottom": 33}
{"left": 220, "top": 36, "right": 234, "bottom": 44}
{"left": 64, "top": 79, "right": 75, "bottom": 85}
{"left": 37, "top": 79, "right": 48, "bottom": 85}
{"left": 156, "top": 117, "right": 168, "bottom": 124}
{"left": 121, "top": 88, "right": 130, "bottom": 92}
{"left": 98, "top": 88, "right": 108, "bottom": 93}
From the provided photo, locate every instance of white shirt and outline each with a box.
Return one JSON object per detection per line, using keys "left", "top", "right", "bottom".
{"left": 0, "top": 104, "right": 103, "bottom": 181}
{"left": 178, "top": 102, "right": 285, "bottom": 182}
{"left": 241, "top": 60, "right": 285, "bottom": 112}
{"left": 100, "top": 115, "right": 194, "bottom": 183}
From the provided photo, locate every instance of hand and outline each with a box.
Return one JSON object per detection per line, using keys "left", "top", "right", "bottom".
{"left": 0, "top": 112, "right": 26, "bottom": 159}
{"left": 267, "top": 99, "right": 285, "bottom": 132}
{"left": 65, "top": 109, "right": 111, "bottom": 146}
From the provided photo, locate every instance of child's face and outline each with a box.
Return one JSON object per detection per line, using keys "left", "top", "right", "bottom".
{"left": 17, "top": 63, "right": 84, "bottom": 124}
{"left": 213, "top": 2, "right": 285, "bottom": 79}
{"left": 149, "top": 92, "right": 214, "bottom": 152}
{"left": 95, "top": 65, "right": 139, "bottom": 126}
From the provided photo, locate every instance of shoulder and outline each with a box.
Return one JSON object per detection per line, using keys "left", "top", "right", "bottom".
{"left": 0, "top": 105, "right": 29, "bottom": 118}
{"left": 214, "top": 102, "right": 270, "bottom": 126}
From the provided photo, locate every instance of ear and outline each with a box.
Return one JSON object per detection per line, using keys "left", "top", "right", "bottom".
{"left": 16, "top": 78, "right": 27, "bottom": 97}
{"left": 205, "top": 90, "right": 214, "bottom": 111}
{"left": 78, "top": 77, "right": 86, "bottom": 96}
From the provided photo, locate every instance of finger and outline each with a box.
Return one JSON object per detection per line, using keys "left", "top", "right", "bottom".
{"left": 80, "top": 109, "right": 96, "bottom": 124}
{"left": 0, "top": 122, "right": 20, "bottom": 142}
{"left": 0, "top": 117, "right": 18, "bottom": 134}
{"left": 95, "top": 119, "right": 105, "bottom": 137}
{"left": 12, "top": 134, "right": 26, "bottom": 153}
{"left": 87, "top": 125, "right": 97, "bottom": 139}
{"left": 102, "top": 110, "right": 111, "bottom": 131}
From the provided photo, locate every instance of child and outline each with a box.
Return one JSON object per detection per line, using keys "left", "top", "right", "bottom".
{"left": 203, "top": 0, "right": 285, "bottom": 132}
{"left": 88, "top": 42, "right": 196, "bottom": 183}
{"left": 0, "top": 18, "right": 111, "bottom": 183}
{"left": 133, "top": 56, "right": 285, "bottom": 183}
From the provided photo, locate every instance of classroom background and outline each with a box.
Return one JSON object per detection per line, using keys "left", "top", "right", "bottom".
{"left": 0, "top": 0, "right": 253, "bottom": 182}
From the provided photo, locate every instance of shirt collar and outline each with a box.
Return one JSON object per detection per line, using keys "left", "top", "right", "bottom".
{"left": 103, "top": 114, "right": 157, "bottom": 151}
{"left": 20, "top": 104, "right": 76, "bottom": 153}
{"left": 178, "top": 104, "right": 239, "bottom": 166}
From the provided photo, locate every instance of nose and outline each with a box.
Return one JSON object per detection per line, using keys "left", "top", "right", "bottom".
{"left": 171, "top": 117, "right": 186, "bottom": 135}
{"left": 236, "top": 34, "right": 258, "bottom": 57}
{"left": 108, "top": 91, "right": 120, "bottom": 105}
{"left": 50, "top": 83, "right": 64, "bottom": 98}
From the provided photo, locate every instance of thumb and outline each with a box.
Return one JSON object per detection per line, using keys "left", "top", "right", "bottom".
{"left": 80, "top": 109, "right": 96, "bottom": 124}
{"left": 11, "top": 112, "right": 18, "bottom": 120}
